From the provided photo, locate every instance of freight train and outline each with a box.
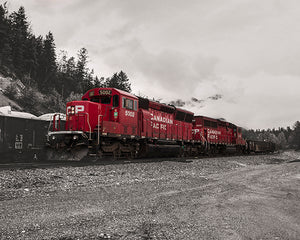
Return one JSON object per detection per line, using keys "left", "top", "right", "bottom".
{"left": 0, "top": 106, "right": 65, "bottom": 161}
{"left": 46, "top": 88, "right": 275, "bottom": 161}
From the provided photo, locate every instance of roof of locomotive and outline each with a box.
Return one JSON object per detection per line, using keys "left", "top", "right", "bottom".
{"left": 194, "top": 115, "right": 237, "bottom": 128}
{"left": 138, "top": 97, "right": 194, "bottom": 115}
{"left": 175, "top": 106, "right": 194, "bottom": 115}
{"left": 82, "top": 88, "right": 138, "bottom": 100}
{"left": 82, "top": 88, "right": 194, "bottom": 115}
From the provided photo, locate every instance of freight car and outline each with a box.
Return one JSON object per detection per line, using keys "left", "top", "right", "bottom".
{"left": 46, "top": 87, "right": 258, "bottom": 161}
{"left": 0, "top": 106, "right": 65, "bottom": 161}
{"left": 246, "top": 140, "right": 276, "bottom": 153}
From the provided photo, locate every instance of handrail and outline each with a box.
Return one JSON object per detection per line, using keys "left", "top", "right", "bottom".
{"left": 50, "top": 113, "right": 62, "bottom": 132}
{"left": 97, "top": 115, "right": 103, "bottom": 145}
{"left": 201, "top": 135, "right": 208, "bottom": 150}
{"left": 77, "top": 112, "right": 92, "bottom": 140}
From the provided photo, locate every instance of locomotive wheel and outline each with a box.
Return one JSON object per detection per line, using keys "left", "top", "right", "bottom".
{"left": 113, "top": 149, "right": 121, "bottom": 160}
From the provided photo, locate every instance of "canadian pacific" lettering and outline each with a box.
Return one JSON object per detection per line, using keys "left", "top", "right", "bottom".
{"left": 150, "top": 113, "right": 173, "bottom": 124}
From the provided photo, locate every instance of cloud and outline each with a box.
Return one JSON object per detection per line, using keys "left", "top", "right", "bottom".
{"left": 99, "top": 38, "right": 219, "bottom": 100}
{"left": 3, "top": 0, "right": 300, "bottom": 129}
{"left": 208, "top": 94, "right": 222, "bottom": 100}
{"left": 188, "top": 72, "right": 300, "bottom": 129}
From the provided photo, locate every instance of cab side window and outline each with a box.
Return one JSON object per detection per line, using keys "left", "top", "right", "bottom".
{"left": 134, "top": 101, "right": 137, "bottom": 111}
{"left": 113, "top": 95, "right": 119, "bottom": 107}
{"left": 122, "top": 97, "right": 134, "bottom": 110}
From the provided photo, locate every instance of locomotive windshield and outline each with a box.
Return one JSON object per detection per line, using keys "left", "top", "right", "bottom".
{"left": 90, "top": 96, "right": 111, "bottom": 104}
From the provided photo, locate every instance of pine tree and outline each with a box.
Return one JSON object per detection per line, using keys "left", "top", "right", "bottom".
{"left": 75, "top": 47, "right": 88, "bottom": 93}
{"left": 23, "top": 34, "right": 38, "bottom": 81}
{"left": 277, "top": 132, "right": 287, "bottom": 149}
{"left": 10, "top": 6, "right": 29, "bottom": 76}
{"left": 0, "top": 4, "right": 108, "bottom": 111}
{"left": 73, "top": 47, "right": 99, "bottom": 93}
{"left": 38, "top": 31, "right": 57, "bottom": 92}
{"left": 93, "top": 76, "right": 104, "bottom": 88}
{"left": 105, "top": 72, "right": 119, "bottom": 88}
{"left": 34, "top": 35, "right": 44, "bottom": 84}
{"left": 118, "top": 70, "right": 131, "bottom": 92}
{"left": 0, "top": 2, "right": 12, "bottom": 71}
{"left": 293, "top": 121, "right": 300, "bottom": 150}
{"left": 104, "top": 71, "right": 131, "bottom": 92}
{"left": 64, "top": 56, "right": 78, "bottom": 96}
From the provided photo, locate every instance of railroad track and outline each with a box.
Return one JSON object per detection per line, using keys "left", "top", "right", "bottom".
{"left": 0, "top": 157, "right": 193, "bottom": 170}
{"left": 0, "top": 152, "right": 281, "bottom": 170}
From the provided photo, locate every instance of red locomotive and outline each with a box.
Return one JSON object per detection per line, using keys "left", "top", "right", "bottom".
{"left": 191, "top": 116, "right": 246, "bottom": 155}
{"left": 47, "top": 87, "right": 248, "bottom": 160}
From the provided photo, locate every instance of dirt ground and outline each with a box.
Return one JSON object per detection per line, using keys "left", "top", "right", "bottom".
{"left": 0, "top": 151, "right": 299, "bottom": 240}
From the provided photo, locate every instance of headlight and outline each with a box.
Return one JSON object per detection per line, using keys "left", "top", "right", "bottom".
{"left": 73, "top": 135, "right": 78, "bottom": 140}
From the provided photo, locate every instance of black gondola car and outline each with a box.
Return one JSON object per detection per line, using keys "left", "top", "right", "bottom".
{"left": 246, "top": 140, "right": 276, "bottom": 153}
{"left": 0, "top": 107, "right": 65, "bottom": 162}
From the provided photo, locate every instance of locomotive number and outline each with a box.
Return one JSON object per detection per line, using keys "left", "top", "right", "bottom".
{"left": 125, "top": 110, "right": 135, "bottom": 118}
{"left": 99, "top": 90, "right": 112, "bottom": 95}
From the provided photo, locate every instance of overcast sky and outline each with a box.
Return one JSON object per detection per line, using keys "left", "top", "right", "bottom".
{"left": 5, "top": 0, "right": 300, "bottom": 129}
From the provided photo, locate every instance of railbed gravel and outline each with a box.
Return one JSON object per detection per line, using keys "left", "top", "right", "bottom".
{"left": 0, "top": 151, "right": 299, "bottom": 240}
{"left": 0, "top": 154, "right": 281, "bottom": 200}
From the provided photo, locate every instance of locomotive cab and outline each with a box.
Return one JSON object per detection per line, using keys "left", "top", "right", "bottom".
{"left": 46, "top": 88, "right": 139, "bottom": 160}
{"left": 80, "top": 88, "right": 139, "bottom": 137}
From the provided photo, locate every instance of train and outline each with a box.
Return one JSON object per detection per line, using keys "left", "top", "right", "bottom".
{"left": 45, "top": 88, "right": 276, "bottom": 161}
{"left": 0, "top": 106, "right": 65, "bottom": 162}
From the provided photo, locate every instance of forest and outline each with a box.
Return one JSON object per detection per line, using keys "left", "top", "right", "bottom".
{"left": 0, "top": 3, "right": 299, "bottom": 150}
{"left": 0, "top": 3, "right": 131, "bottom": 114}
{"left": 242, "top": 124, "right": 300, "bottom": 150}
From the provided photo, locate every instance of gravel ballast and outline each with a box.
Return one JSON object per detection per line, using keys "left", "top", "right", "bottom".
{"left": 0, "top": 151, "right": 299, "bottom": 239}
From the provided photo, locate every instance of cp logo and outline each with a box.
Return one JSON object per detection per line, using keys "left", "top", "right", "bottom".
{"left": 67, "top": 105, "right": 85, "bottom": 115}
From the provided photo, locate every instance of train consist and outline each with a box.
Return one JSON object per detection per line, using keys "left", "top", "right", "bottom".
{"left": 46, "top": 88, "right": 275, "bottom": 161}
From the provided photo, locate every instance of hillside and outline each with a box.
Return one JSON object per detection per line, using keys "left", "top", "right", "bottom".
{"left": 0, "top": 75, "right": 23, "bottom": 110}
{"left": 0, "top": 93, "right": 22, "bottom": 110}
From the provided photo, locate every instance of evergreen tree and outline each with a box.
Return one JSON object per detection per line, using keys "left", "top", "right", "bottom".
{"left": 23, "top": 34, "right": 38, "bottom": 81}
{"left": 38, "top": 31, "right": 57, "bottom": 92}
{"left": 9, "top": 6, "right": 29, "bottom": 76}
{"left": 18, "top": 87, "right": 40, "bottom": 114}
{"left": 75, "top": 47, "right": 88, "bottom": 93}
{"left": 84, "top": 68, "right": 96, "bottom": 92}
{"left": 105, "top": 71, "right": 131, "bottom": 92}
{"left": 65, "top": 92, "right": 83, "bottom": 102}
{"left": 34, "top": 35, "right": 44, "bottom": 83}
{"left": 257, "top": 131, "right": 279, "bottom": 145}
{"left": 104, "top": 72, "right": 118, "bottom": 88}
{"left": 118, "top": 70, "right": 131, "bottom": 92}
{"left": 0, "top": 2, "right": 12, "bottom": 71}
{"left": 93, "top": 76, "right": 104, "bottom": 88}
{"left": 293, "top": 121, "right": 300, "bottom": 150}
{"left": 57, "top": 51, "right": 71, "bottom": 98}
{"left": 65, "top": 56, "right": 77, "bottom": 93}
{"left": 277, "top": 132, "right": 287, "bottom": 149}
{"left": 0, "top": 4, "right": 109, "bottom": 114}
{"left": 74, "top": 47, "right": 98, "bottom": 93}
